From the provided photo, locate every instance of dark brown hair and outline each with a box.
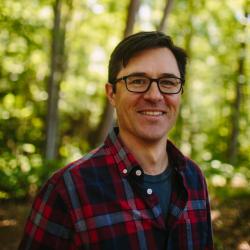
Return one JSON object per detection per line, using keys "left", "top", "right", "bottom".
{"left": 108, "top": 31, "right": 188, "bottom": 87}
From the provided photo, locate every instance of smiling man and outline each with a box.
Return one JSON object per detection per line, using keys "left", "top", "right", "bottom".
{"left": 19, "top": 31, "right": 214, "bottom": 250}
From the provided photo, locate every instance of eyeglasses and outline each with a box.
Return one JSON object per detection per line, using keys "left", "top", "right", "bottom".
{"left": 114, "top": 74, "right": 184, "bottom": 94}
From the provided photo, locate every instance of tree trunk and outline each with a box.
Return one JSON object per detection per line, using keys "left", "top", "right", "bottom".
{"left": 227, "top": 6, "right": 247, "bottom": 164}
{"left": 123, "top": 0, "right": 141, "bottom": 37}
{"left": 157, "top": 0, "right": 174, "bottom": 32}
{"left": 45, "top": 0, "right": 72, "bottom": 160}
{"left": 93, "top": 0, "right": 141, "bottom": 146}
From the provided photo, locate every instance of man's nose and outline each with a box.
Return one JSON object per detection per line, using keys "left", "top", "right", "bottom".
{"left": 143, "top": 81, "right": 163, "bottom": 101}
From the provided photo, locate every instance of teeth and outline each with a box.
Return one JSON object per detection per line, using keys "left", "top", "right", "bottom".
{"left": 141, "top": 111, "right": 163, "bottom": 116}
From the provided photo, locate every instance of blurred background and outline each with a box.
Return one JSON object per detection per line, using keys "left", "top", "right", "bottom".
{"left": 0, "top": 0, "right": 249, "bottom": 249}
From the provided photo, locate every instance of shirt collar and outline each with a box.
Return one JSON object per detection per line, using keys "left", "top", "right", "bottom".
{"left": 105, "top": 127, "right": 140, "bottom": 178}
{"left": 166, "top": 139, "right": 187, "bottom": 172}
{"left": 105, "top": 127, "right": 187, "bottom": 177}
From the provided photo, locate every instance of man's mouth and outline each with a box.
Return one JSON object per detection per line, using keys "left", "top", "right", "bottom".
{"left": 139, "top": 111, "right": 165, "bottom": 116}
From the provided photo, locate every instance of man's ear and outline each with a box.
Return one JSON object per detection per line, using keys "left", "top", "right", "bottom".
{"left": 105, "top": 83, "right": 116, "bottom": 107}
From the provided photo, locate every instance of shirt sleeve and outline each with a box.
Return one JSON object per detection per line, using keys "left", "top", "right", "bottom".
{"left": 204, "top": 180, "right": 214, "bottom": 250}
{"left": 18, "top": 179, "right": 76, "bottom": 250}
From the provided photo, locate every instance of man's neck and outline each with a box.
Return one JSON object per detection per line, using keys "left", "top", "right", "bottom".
{"left": 119, "top": 130, "right": 169, "bottom": 175}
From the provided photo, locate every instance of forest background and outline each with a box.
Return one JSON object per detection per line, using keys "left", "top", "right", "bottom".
{"left": 0, "top": 0, "right": 249, "bottom": 249}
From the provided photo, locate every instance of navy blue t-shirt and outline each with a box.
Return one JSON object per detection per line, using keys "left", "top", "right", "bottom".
{"left": 143, "top": 166, "right": 172, "bottom": 219}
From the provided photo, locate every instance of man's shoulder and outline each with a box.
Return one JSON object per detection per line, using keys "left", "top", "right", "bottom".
{"left": 47, "top": 143, "right": 111, "bottom": 187}
{"left": 181, "top": 157, "right": 207, "bottom": 189}
{"left": 31, "top": 143, "right": 115, "bottom": 210}
{"left": 185, "top": 158, "right": 203, "bottom": 175}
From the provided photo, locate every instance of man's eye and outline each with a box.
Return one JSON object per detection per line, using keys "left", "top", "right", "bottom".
{"left": 130, "top": 78, "right": 147, "bottom": 85}
{"left": 160, "top": 79, "right": 178, "bottom": 86}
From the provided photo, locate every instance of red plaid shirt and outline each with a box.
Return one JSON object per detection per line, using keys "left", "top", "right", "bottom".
{"left": 19, "top": 127, "right": 213, "bottom": 250}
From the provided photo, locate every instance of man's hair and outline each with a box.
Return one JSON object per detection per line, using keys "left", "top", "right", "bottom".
{"left": 108, "top": 31, "right": 188, "bottom": 87}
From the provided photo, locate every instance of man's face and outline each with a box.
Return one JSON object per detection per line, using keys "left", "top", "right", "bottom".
{"left": 106, "top": 48, "right": 182, "bottom": 144}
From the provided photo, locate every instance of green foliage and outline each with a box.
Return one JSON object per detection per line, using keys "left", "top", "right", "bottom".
{"left": 167, "top": 0, "right": 250, "bottom": 167}
{"left": 0, "top": 0, "right": 249, "bottom": 201}
{"left": 1, "top": 3, "right": 249, "bottom": 249}
{"left": 0, "top": 151, "right": 63, "bottom": 199}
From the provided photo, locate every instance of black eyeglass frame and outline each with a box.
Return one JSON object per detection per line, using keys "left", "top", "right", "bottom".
{"left": 114, "top": 74, "right": 184, "bottom": 94}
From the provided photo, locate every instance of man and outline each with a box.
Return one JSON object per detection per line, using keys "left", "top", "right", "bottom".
{"left": 19, "top": 31, "right": 213, "bottom": 250}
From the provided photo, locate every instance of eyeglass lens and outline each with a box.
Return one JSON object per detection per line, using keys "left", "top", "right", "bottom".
{"left": 125, "top": 76, "right": 182, "bottom": 94}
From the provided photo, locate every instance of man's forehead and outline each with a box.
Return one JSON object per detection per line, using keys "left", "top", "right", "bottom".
{"left": 118, "top": 48, "right": 180, "bottom": 78}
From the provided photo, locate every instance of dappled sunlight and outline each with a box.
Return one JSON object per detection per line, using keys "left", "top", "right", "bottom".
{"left": 211, "top": 195, "right": 250, "bottom": 249}
{"left": 237, "top": 241, "right": 250, "bottom": 250}
{"left": 211, "top": 209, "right": 221, "bottom": 221}
{"left": 211, "top": 175, "right": 227, "bottom": 187}
{"left": 0, "top": 219, "right": 17, "bottom": 228}
{"left": 0, "top": 0, "right": 249, "bottom": 249}
{"left": 231, "top": 173, "right": 249, "bottom": 188}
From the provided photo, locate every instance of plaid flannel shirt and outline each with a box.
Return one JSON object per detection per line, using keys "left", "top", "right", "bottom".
{"left": 19, "top": 127, "right": 213, "bottom": 250}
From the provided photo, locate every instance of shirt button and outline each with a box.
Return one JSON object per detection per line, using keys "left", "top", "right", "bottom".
{"left": 135, "top": 169, "right": 142, "bottom": 176}
{"left": 122, "top": 169, "right": 128, "bottom": 174}
{"left": 147, "top": 188, "right": 153, "bottom": 195}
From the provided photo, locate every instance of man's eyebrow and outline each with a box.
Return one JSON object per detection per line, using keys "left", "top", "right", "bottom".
{"left": 127, "top": 72, "right": 180, "bottom": 78}
{"left": 127, "top": 72, "right": 147, "bottom": 77}
{"left": 160, "top": 73, "right": 180, "bottom": 78}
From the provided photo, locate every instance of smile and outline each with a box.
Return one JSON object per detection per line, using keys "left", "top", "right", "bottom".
{"left": 139, "top": 111, "right": 165, "bottom": 116}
